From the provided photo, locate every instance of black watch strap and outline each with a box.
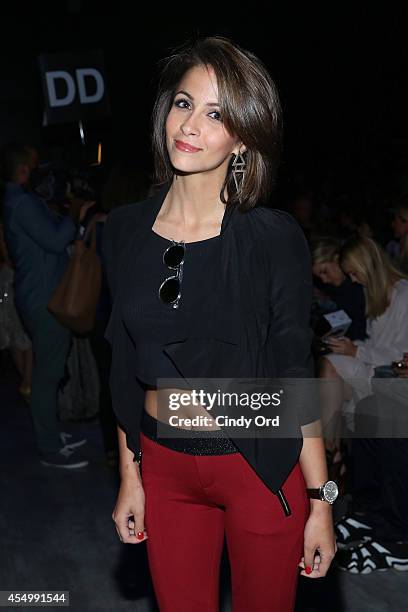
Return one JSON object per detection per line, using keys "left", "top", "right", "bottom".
{"left": 306, "top": 487, "right": 322, "bottom": 500}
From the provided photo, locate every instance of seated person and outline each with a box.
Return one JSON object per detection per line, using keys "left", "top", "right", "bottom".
{"left": 312, "top": 236, "right": 366, "bottom": 341}
{"left": 318, "top": 236, "right": 408, "bottom": 479}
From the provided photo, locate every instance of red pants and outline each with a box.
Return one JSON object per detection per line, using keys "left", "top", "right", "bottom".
{"left": 140, "top": 432, "right": 310, "bottom": 612}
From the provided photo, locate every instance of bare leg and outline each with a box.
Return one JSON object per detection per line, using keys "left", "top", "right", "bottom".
{"left": 318, "top": 357, "right": 348, "bottom": 449}
{"left": 319, "top": 357, "right": 353, "bottom": 486}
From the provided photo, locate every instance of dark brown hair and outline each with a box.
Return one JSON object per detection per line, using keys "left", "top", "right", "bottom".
{"left": 151, "top": 36, "right": 283, "bottom": 211}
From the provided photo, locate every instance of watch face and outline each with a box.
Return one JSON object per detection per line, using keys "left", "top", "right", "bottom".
{"left": 323, "top": 480, "right": 339, "bottom": 504}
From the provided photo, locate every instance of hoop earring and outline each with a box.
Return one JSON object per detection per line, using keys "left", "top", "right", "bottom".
{"left": 232, "top": 152, "right": 246, "bottom": 203}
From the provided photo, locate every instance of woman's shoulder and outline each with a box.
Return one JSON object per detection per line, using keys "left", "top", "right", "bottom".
{"left": 393, "top": 278, "right": 408, "bottom": 300}
{"left": 241, "top": 206, "right": 304, "bottom": 239}
{"left": 104, "top": 183, "right": 171, "bottom": 236}
{"left": 386, "top": 279, "right": 408, "bottom": 316}
{"left": 101, "top": 196, "right": 155, "bottom": 263}
{"left": 238, "top": 205, "right": 309, "bottom": 254}
{"left": 105, "top": 196, "right": 152, "bottom": 227}
{"left": 245, "top": 205, "right": 297, "bottom": 228}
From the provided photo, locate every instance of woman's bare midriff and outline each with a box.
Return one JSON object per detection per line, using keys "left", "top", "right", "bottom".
{"left": 144, "top": 388, "right": 222, "bottom": 431}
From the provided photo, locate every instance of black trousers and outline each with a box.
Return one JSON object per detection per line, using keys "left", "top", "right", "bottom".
{"left": 350, "top": 395, "right": 408, "bottom": 542}
{"left": 88, "top": 318, "right": 118, "bottom": 453}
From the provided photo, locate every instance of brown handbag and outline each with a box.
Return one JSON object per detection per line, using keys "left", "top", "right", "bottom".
{"left": 47, "top": 216, "right": 102, "bottom": 334}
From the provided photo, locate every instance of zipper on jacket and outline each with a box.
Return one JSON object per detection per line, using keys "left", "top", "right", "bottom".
{"left": 218, "top": 430, "right": 294, "bottom": 518}
{"left": 276, "top": 488, "right": 291, "bottom": 517}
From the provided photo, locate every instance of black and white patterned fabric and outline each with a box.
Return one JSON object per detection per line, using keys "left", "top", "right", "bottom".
{"left": 336, "top": 540, "right": 408, "bottom": 574}
{"left": 334, "top": 513, "right": 373, "bottom": 549}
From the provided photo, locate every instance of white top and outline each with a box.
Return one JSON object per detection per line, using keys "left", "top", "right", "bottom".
{"left": 355, "top": 279, "right": 408, "bottom": 366}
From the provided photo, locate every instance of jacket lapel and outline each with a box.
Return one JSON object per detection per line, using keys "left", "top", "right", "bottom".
{"left": 122, "top": 185, "right": 256, "bottom": 378}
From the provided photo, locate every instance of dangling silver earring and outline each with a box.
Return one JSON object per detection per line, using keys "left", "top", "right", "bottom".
{"left": 232, "top": 152, "right": 246, "bottom": 202}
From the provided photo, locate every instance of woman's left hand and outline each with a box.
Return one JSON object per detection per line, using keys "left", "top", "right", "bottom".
{"left": 327, "top": 336, "right": 357, "bottom": 357}
{"left": 298, "top": 507, "right": 337, "bottom": 578}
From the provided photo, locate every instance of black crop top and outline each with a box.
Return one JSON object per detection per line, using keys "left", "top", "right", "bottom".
{"left": 121, "top": 230, "right": 221, "bottom": 388}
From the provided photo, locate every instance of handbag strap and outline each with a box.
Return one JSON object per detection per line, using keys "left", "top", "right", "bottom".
{"left": 82, "top": 216, "right": 98, "bottom": 250}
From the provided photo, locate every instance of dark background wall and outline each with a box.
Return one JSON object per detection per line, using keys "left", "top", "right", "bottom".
{"left": 1, "top": 5, "right": 408, "bottom": 198}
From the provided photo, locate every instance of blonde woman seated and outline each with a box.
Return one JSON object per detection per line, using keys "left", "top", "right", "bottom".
{"left": 312, "top": 236, "right": 366, "bottom": 342}
{"left": 319, "top": 236, "right": 408, "bottom": 471}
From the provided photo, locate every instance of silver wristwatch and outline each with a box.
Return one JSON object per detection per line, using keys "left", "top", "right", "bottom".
{"left": 306, "top": 480, "right": 339, "bottom": 504}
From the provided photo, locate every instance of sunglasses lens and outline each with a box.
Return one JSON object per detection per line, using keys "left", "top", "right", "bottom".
{"left": 159, "top": 277, "right": 180, "bottom": 304}
{"left": 164, "top": 244, "right": 185, "bottom": 268}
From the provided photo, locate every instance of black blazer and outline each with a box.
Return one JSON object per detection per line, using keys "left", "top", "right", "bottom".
{"left": 102, "top": 183, "right": 316, "bottom": 511}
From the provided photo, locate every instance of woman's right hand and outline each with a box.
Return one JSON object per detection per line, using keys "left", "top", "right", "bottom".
{"left": 112, "top": 479, "right": 148, "bottom": 544}
{"left": 327, "top": 337, "right": 357, "bottom": 357}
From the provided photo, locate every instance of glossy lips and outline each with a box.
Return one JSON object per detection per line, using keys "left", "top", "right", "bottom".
{"left": 174, "top": 140, "right": 202, "bottom": 153}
